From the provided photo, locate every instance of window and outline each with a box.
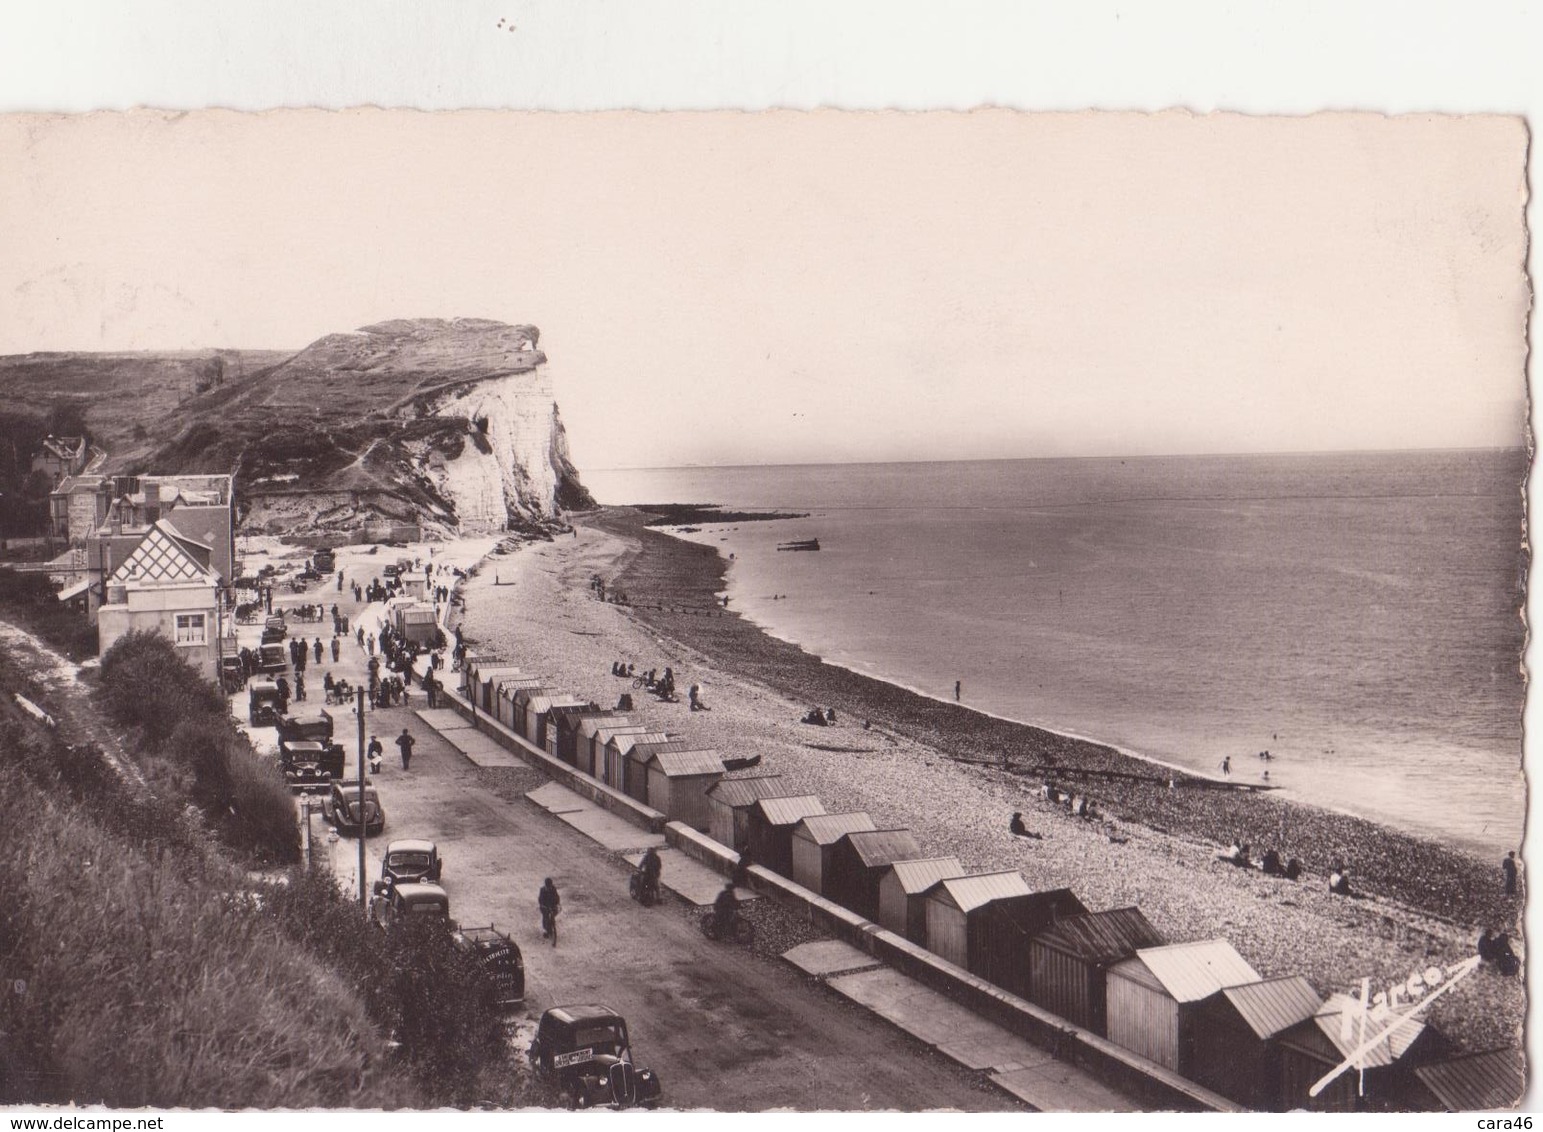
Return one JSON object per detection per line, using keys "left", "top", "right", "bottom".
{"left": 174, "top": 613, "right": 206, "bottom": 644}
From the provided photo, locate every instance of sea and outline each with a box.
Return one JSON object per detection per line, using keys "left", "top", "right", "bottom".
{"left": 582, "top": 450, "right": 1528, "bottom": 858}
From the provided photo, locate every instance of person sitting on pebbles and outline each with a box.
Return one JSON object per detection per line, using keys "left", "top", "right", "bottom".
{"left": 1009, "top": 812, "right": 1044, "bottom": 840}
{"left": 1328, "top": 863, "right": 1353, "bottom": 896}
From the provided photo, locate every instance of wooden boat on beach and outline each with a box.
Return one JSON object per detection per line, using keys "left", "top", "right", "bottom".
{"left": 777, "top": 538, "right": 821, "bottom": 552}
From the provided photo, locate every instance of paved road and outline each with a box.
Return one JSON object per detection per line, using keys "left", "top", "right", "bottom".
{"left": 316, "top": 713, "right": 1012, "bottom": 1111}
{"left": 270, "top": 570, "right": 1013, "bottom": 1111}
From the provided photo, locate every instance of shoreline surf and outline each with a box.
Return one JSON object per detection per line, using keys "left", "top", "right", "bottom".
{"left": 588, "top": 506, "right": 1513, "bottom": 930}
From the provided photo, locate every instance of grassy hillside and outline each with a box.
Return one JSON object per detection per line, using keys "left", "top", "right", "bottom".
{"left": 0, "top": 643, "right": 530, "bottom": 1108}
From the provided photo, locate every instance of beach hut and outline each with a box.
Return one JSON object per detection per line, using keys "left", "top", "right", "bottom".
{"left": 1274, "top": 992, "right": 1447, "bottom": 1112}
{"left": 493, "top": 675, "right": 544, "bottom": 729}
{"left": 1411, "top": 1048, "right": 1525, "bottom": 1113}
{"left": 1027, "top": 906, "right": 1166, "bottom": 1035}
{"left": 790, "top": 813, "right": 877, "bottom": 895}
{"left": 1186, "top": 975, "right": 1323, "bottom": 1108}
{"left": 922, "top": 872, "right": 1032, "bottom": 969}
{"left": 705, "top": 775, "right": 786, "bottom": 851}
{"left": 524, "top": 692, "right": 587, "bottom": 750}
{"left": 746, "top": 796, "right": 829, "bottom": 877}
{"left": 969, "top": 887, "right": 1088, "bottom": 998}
{"left": 606, "top": 731, "right": 670, "bottom": 799}
{"left": 644, "top": 748, "right": 725, "bottom": 829}
{"left": 573, "top": 718, "right": 632, "bottom": 780}
{"left": 564, "top": 711, "right": 630, "bottom": 771}
{"left": 542, "top": 703, "right": 604, "bottom": 761}
{"left": 1104, "top": 940, "right": 1261, "bottom": 1074}
{"left": 461, "top": 656, "right": 513, "bottom": 708}
{"left": 823, "top": 830, "right": 924, "bottom": 920}
{"left": 467, "top": 664, "right": 527, "bottom": 714}
{"left": 626, "top": 739, "right": 697, "bottom": 803}
{"left": 877, "top": 857, "right": 965, "bottom": 944}
{"left": 586, "top": 722, "right": 648, "bottom": 782}
{"left": 510, "top": 686, "right": 553, "bottom": 738}
{"left": 603, "top": 729, "right": 667, "bottom": 789}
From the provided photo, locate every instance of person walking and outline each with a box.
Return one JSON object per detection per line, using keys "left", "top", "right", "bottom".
{"left": 294, "top": 671, "right": 306, "bottom": 702}
{"left": 356, "top": 625, "right": 365, "bottom": 648}
{"left": 313, "top": 638, "right": 323, "bottom": 665}
{"left": 395, "top": 727, "right": 415, "bottom": 771}
{"left": 1220, "top": 756, "right": 1231, "bottom": 777}
{"left": 330, "top": 636, "right": 340, "bottom": 663}
{"left": 1502, "top": 850, "right": 1519, "bottom": 896}
{"left": 366, "top": 734, "right": 384, "bottom": 775}
{"left": 337, "top": 569, "right": 344, "bottom": 592}
{"left": 955, "top": 680, "right": 961, "bottom": 701}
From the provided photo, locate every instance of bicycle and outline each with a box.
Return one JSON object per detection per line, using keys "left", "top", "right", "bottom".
{"left": 700, "top": 910, "right": 754, "bottom": 945}
{"left": 541, "top": 907, "right": 559, "bottom": 946}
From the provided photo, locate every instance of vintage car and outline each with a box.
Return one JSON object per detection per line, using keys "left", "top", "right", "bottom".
{"left": 322, "top": 778, "right": 385, "bottom": 836}
{"left": 257, "top": 643, "right": 288, "bottom": 674}
{"left": 219, "top": 655, "right": 247, "bottom": 694}
{"left": 528, "top": 1005, "right": 662, "bottom": 1110}
{"left": 371, "top": 839, "right": 443, "bottom": 894}
{"left": 370, "top": 880, "right": 450, "bottom": 928}
{"left": 313, "top": 548, "right": 336, "bottom": 574}
{"left": 248, "top": 680, "right": 285, "bottom": 727}
{"left": 280, "top": 740, "right": 342, "bottom": 792}
{"left": 453, "top": 925, "right": 525, "bottom": 1011}
{"left": 276, "top": 708, "right": 335, "bottom": 747}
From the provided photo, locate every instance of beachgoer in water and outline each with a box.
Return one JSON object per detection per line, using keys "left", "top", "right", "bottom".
{"left": 954, "top": 680, "right": 961, "bottom": 701}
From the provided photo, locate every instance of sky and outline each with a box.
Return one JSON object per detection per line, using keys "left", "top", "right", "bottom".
{"left": 0, "top": 109, "right": 1528, "bottom": 469}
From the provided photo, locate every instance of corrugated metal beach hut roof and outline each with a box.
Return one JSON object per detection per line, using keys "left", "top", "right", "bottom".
{"left": 649, "top": 749, "right": 725, "bottom": 777}
{"left": 1413, "top": 1049, "right": 1525, "bottom": 1112}
{"left": 706, "top": 775, "right": 785, "bottom": 806}
{"left": 1033, "top": 906, "right": 1165, "bottom": 965}
{"left": 887, "top": 857, "right": 965, "bottom": 895}
{"left": 1117, "top": 940, "right": 1261, "bottom": 1004}
{"left": 578, "top": 714, "right": 635, "bottom": 740}
{"left": 930, "top": 871, "right": 1032, "bottom": 913}
{"left": 843, "top": 829, "right": 923, "bottom": 869}
{"left": 755, "top": 795, "right": 827, "bottom": 827}
{"left": 612, "top": 731, "right": 670, "bottom": 757}
{"left": 794, "top": 812, "right": 876, "bottom": 846}
{"left": 1221, "top": 976, "right": 1323, "bottom": 1040}
{"left": 1304, "top": 993, "right": 1427, "bottom": 1069}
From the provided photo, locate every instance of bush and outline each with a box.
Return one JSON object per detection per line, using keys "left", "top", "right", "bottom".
{"left": 99, "top": 629, "right": 298, "bottom": 865}
{"left": 0, "top": 569, "right": 99, "bottom": 658}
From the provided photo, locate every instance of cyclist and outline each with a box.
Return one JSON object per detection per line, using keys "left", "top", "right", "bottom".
{"left": 539, "top": 877, "right": 561, "bottom": 941}
{"left": 712, "top": 881, "right": 739, "bottom": 938}
{"left": 638, "top": 846, "right": 663, "bottom": 903}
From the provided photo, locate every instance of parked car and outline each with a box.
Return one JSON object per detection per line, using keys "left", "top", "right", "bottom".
{"left": 528, "top": 1005, "right": 663, "bottom": 1110}
{"left": 276, "top": 708, "right": 335, "bottom": 747}
{"left": 372, "top": 839, "right": 443, "bottom": 894}
{"left": 313, "top": 548, "right": 336, "bottom": 574}
{"left": 370, "top": 880, "right": 449, "bottom": 928}
{"left": 280, "top": 740, "right": 341, "bottom": 792}
{"left": 257, "top": 643, "right": 288, "bottom": 674}
{"left": 248, "top": 680, "right": 285, "bottom": 727}
{"left": 219, "top": 655, "right": 247, "bottom": 695}
{"left": 453, "top": 925, "right": 526, "bottom": 1010}
{"left": 323, "top": 779, "right": 385, "bottom": 836}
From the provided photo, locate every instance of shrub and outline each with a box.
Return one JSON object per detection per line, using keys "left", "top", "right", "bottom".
{"left": 99, "top": 629, "right": 298, "bottom": 865}
{"left": 0, "top": 568, "right": 99, "bottom": 658}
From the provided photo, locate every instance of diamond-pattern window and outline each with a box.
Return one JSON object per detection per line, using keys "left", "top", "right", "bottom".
{"left": 110, "top": 524, "right": 211, "bottom": 584}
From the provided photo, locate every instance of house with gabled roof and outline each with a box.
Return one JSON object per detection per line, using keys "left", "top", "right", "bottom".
{"left": 96, "top": 518, "right": 223, "bottom": 680}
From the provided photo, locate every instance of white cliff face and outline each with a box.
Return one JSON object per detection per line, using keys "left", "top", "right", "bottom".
{"left": 428, "top": 365, "right": 564, "bottom": 533}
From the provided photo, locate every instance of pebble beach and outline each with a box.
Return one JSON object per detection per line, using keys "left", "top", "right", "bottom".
{"left": 455, "top": 508, "right": 1525, "bottom": 1053}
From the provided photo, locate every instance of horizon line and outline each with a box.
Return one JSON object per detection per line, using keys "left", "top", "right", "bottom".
{"left": 580, "top": 444, "right": 1530, "bottom": 474}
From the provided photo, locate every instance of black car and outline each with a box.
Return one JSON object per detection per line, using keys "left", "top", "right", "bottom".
{"left": 280, "top": 740, "right": 340, "bottom": 792}
{"left": 529, "top": 1005, "right": 662, "bottom": 1109}
{"left": 322, "top": 779, "right": 385, "bottom": 836}
{"left": 372, "top": 839, "right": 442, "bottom": 893}
{"left": 453, "top": 925, "right": 525, "bottom": 1011}
{"left": 248, "top": 680, "right": 285, "bottom": 726}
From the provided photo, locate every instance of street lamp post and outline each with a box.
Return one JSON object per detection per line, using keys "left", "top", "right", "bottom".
{"left": 357, "top": 685, "right": 367, "bottom": 908}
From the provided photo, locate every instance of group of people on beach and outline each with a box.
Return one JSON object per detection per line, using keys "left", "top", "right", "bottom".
{"left": 1218, "top": 747, "right": 1277, "bottom": 782}
{"left": 1039, "top": 781, "right": 1098, "bottom": 820}
{"left": 1217, "top": 841, "right": 1305, "bottom": 882}
{"left": 802, "top": 706, "right": 838, "bottom": 726}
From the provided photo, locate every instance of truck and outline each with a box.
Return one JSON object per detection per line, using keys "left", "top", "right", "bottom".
{"left": 276, "top": 709, "right": 345, "bottom": 786}
{"left": 312, "top": 548, "right": 336, "bottom": 574}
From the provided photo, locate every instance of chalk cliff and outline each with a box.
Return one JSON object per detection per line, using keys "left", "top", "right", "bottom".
{"left": 134, "top": 318, "right": 594, "bottom": 538}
